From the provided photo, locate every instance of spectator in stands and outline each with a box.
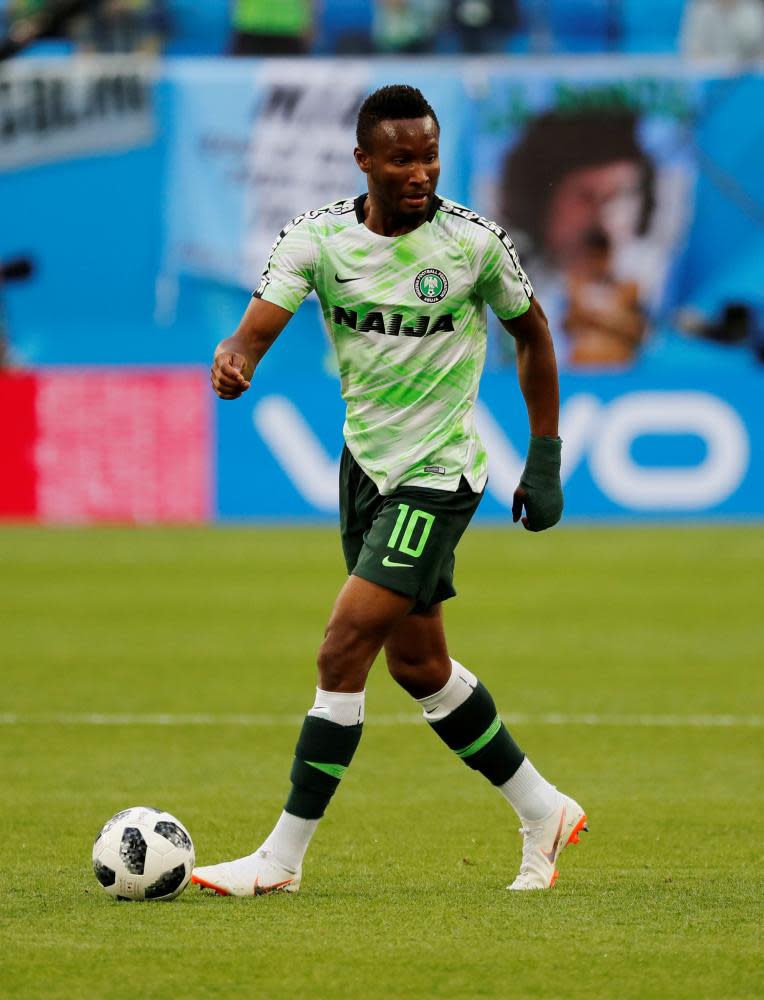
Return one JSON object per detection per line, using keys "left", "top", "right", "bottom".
{"left": 563, "top": 230, "right": 646, "bottom": 367}
{"left": 372, "top": 0, "right": 444, "bottom": 54}
{"left": 7, "top": 0, "right": 66, "bottom": 41}
{"left": 448, "top": 0, "right": 518, "bottom": 52}
{"left": 69, "top": 1, "right": 167, "bottom": 54}
{"left": 230, "top": 0, "right": 313, "bottom": 56}
{"left": 680, "top": 0, "right": 764, "bottom": 59}
{"left": 9, "top": 0, "right": 167, "bottom": 54}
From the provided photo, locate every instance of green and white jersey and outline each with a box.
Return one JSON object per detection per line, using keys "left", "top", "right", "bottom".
{"left": 254, "top": 194, "right": 533, "bottom": 494}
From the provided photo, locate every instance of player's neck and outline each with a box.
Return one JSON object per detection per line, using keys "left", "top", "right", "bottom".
{"left": 362, "top": 193, "right": 429, "bottom": 238}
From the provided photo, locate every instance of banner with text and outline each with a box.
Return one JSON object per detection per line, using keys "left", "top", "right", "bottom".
{"left": 215, "top": 370, "right": 763, "bottom": 521}
{"left": 0, "top": 57, "right": 155, "bottom": 171}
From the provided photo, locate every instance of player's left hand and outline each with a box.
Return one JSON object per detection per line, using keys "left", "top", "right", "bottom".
{"left": 512, "top": 435, "right": 564, "bottom": 532}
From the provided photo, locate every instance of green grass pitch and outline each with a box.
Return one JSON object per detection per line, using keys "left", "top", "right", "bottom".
{"left": 1, "top": 524, "right": 762, "bottom": 999}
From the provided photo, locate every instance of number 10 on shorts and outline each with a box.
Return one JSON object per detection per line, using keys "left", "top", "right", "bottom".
{"left": 387, "top": 504, "right": 435, "bottom": 559}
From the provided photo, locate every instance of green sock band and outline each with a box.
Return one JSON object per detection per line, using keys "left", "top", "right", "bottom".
{"left": 285, "top": 715, "right": 362, "bottom": 820}
{"left": 455, "top": 713, "right": 502, "bottom": 758}
{"left": 428, "top": 681, "right": 524, "bottom": 785}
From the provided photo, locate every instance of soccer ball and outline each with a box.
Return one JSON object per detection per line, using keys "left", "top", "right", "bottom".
{"left": 92, "top": 806, "right": 195, "bottom": 901}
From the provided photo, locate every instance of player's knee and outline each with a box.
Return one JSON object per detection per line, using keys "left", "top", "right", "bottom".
{"left": 317, "top": 622, "right": 374, "bottom": 690}
{"left": 385, "top": 652, "right": 434, "bottom": 695}
{"left": 386, "top": 644, "right": 453, "bottom": 698}
{"left": 386, "top": 651, "right": 415, "bottom": 687}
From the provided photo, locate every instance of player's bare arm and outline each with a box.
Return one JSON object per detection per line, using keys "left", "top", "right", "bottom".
{"left": 501, "top": 298, "right": 564, "bottom": 532}
{"left": 210, "top": 297, "right": 293, "bottom": 400}
{"left": 501, "top": 297, "right": 559, "bottom": 437}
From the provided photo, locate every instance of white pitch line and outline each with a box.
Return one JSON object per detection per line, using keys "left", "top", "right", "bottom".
{"left": 0, "top": 712, "right": 761, "bottom": 728}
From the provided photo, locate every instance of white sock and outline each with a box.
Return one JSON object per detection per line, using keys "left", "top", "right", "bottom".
{"left": 259, "top": 810, "right": 318, "bottom": 873}
{"left": 260, "top": 688, "right": 365, "bottom": 871}
{"left": 417, "top": 658, "right": 477, "bottom": 720}
{"left": 308, "top": 687, "right": 365, "bottom": 726}
{"left": 499, "top": 757, "right": 561, "bottom": 822}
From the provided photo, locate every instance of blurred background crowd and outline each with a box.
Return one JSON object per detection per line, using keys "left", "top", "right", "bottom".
{"left": 3, "top": 0, "right": 764, "bottom": 59}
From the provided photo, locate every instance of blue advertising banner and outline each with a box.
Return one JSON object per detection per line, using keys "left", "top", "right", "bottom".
{"left": 215, "top": 370, "right": 762, "bottom": 521}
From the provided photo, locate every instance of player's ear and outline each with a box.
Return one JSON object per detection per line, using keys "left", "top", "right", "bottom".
{"left": 354, "top": 147, "right": 371, "bottom": 174}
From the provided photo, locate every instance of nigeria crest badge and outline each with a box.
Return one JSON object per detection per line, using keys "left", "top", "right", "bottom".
{"left": 414, "top": 268, "right": 448, "bottom": 303}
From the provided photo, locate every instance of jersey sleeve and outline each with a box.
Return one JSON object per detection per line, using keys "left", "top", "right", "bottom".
{"left": 475, "top": 226, "right": 534, "bottom": 321}
{"left": 253, "top": 214, "right": 317, "bottom": 313}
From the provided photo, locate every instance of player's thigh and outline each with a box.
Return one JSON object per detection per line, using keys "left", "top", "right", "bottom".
{"left": 329, "top": 573, "right": 415, "bottom": 632}
{"left": 318, "top": 576, "right": 416, "bottom": 690}
{"left": 323, "top": 574, "right": 415, "bottom": 657}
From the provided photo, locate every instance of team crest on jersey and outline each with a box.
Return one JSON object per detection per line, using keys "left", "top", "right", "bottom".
{"left": 414, "top": 268, "right": 448, "bottom": 303}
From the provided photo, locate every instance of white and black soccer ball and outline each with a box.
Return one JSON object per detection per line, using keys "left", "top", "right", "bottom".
{"left": 92, "top": 806, "right": 195, "bottom": 901}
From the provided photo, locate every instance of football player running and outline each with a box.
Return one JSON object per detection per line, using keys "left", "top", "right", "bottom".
{"left": 194, "top": 85, "right": 587, "bottom": 897}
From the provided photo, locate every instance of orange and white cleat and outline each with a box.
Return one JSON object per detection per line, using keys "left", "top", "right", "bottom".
{"left": 507, "top": 793, "right": 588, "bottom": 891}
{"left": 192, "top": 848, "right": 301, "bottom": 897}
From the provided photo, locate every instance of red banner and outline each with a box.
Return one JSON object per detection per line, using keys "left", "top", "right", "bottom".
{"left": 0, "top": 370, "right": 211, "bottom": 523}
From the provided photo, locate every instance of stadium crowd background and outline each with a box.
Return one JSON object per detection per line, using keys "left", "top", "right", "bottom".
{"left": 1, "top": 0, "right": 763, "bottom": 522}
{"left": 3, "top": 1, "right": 764, "bottom": 58}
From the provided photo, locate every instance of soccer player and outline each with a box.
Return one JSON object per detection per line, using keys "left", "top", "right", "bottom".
{"left": 193, "top": 85, "right": 587, "bottom": 896}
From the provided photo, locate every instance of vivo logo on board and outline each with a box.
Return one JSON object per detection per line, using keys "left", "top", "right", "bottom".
{"left": 252, "top": 391, "right": 750, "bottom": 514}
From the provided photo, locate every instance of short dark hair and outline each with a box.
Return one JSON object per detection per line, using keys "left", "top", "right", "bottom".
{"left": 356, "top": 84, "right": 439, "bottom": 150}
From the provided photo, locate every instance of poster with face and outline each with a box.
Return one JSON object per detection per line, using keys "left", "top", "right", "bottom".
{"left": 472, "top": 74, "right": 698, "bottom": 368}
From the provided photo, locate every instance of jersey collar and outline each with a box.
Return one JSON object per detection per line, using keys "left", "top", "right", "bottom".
{"left": 354, "top": 193, "right": 442, "bottom": 226}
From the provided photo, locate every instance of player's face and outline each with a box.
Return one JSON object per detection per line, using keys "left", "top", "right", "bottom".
{"left": 355, "top": 116, "right": 440, "bottom": 222}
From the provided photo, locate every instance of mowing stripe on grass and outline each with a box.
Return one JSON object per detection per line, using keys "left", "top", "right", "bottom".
{"left": 0, "top": 712, "right": 762, "bottom": 728}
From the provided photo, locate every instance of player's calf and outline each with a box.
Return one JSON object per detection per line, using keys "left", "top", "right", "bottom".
{"left": 411, "top": 657, "right": 588, "bottom": 889}
{"left": 192, "top": 687, "right": 365, "bottom": 897}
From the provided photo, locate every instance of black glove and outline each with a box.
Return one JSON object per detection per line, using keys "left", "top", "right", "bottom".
{"left": 512, "top": 435, "right": 564, "bottom": 531}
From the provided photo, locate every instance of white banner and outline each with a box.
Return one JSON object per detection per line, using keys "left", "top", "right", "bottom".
{"left": 242, "top": 63, "right": 369, "bottom": 285}
{"left": 159, "top": 61, "right": 469, "bottom": 295}
{"left": 0, "top": 56, "right": 155, "bottom": 171}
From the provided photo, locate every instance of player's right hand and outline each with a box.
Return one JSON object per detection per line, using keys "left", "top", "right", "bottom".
{"left": 210, "top": 350, "right": 253, "bottom": 400}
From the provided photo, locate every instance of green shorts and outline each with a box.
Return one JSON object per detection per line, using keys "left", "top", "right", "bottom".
{"left": 339, "top": 445, "right": 484, "bottom": 611}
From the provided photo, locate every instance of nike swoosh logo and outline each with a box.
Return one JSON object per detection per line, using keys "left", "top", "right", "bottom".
{"left": 253, "top": 876, "right": 295, "bottom": 896}
{"left": 382, "top": 555, "right": 413, "bottom": 568}
{"left": 540, "top": 808, "right": 566, "bottom": 864}
{"left": 335, "top": 273, "right": 362, "bottom": 283}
